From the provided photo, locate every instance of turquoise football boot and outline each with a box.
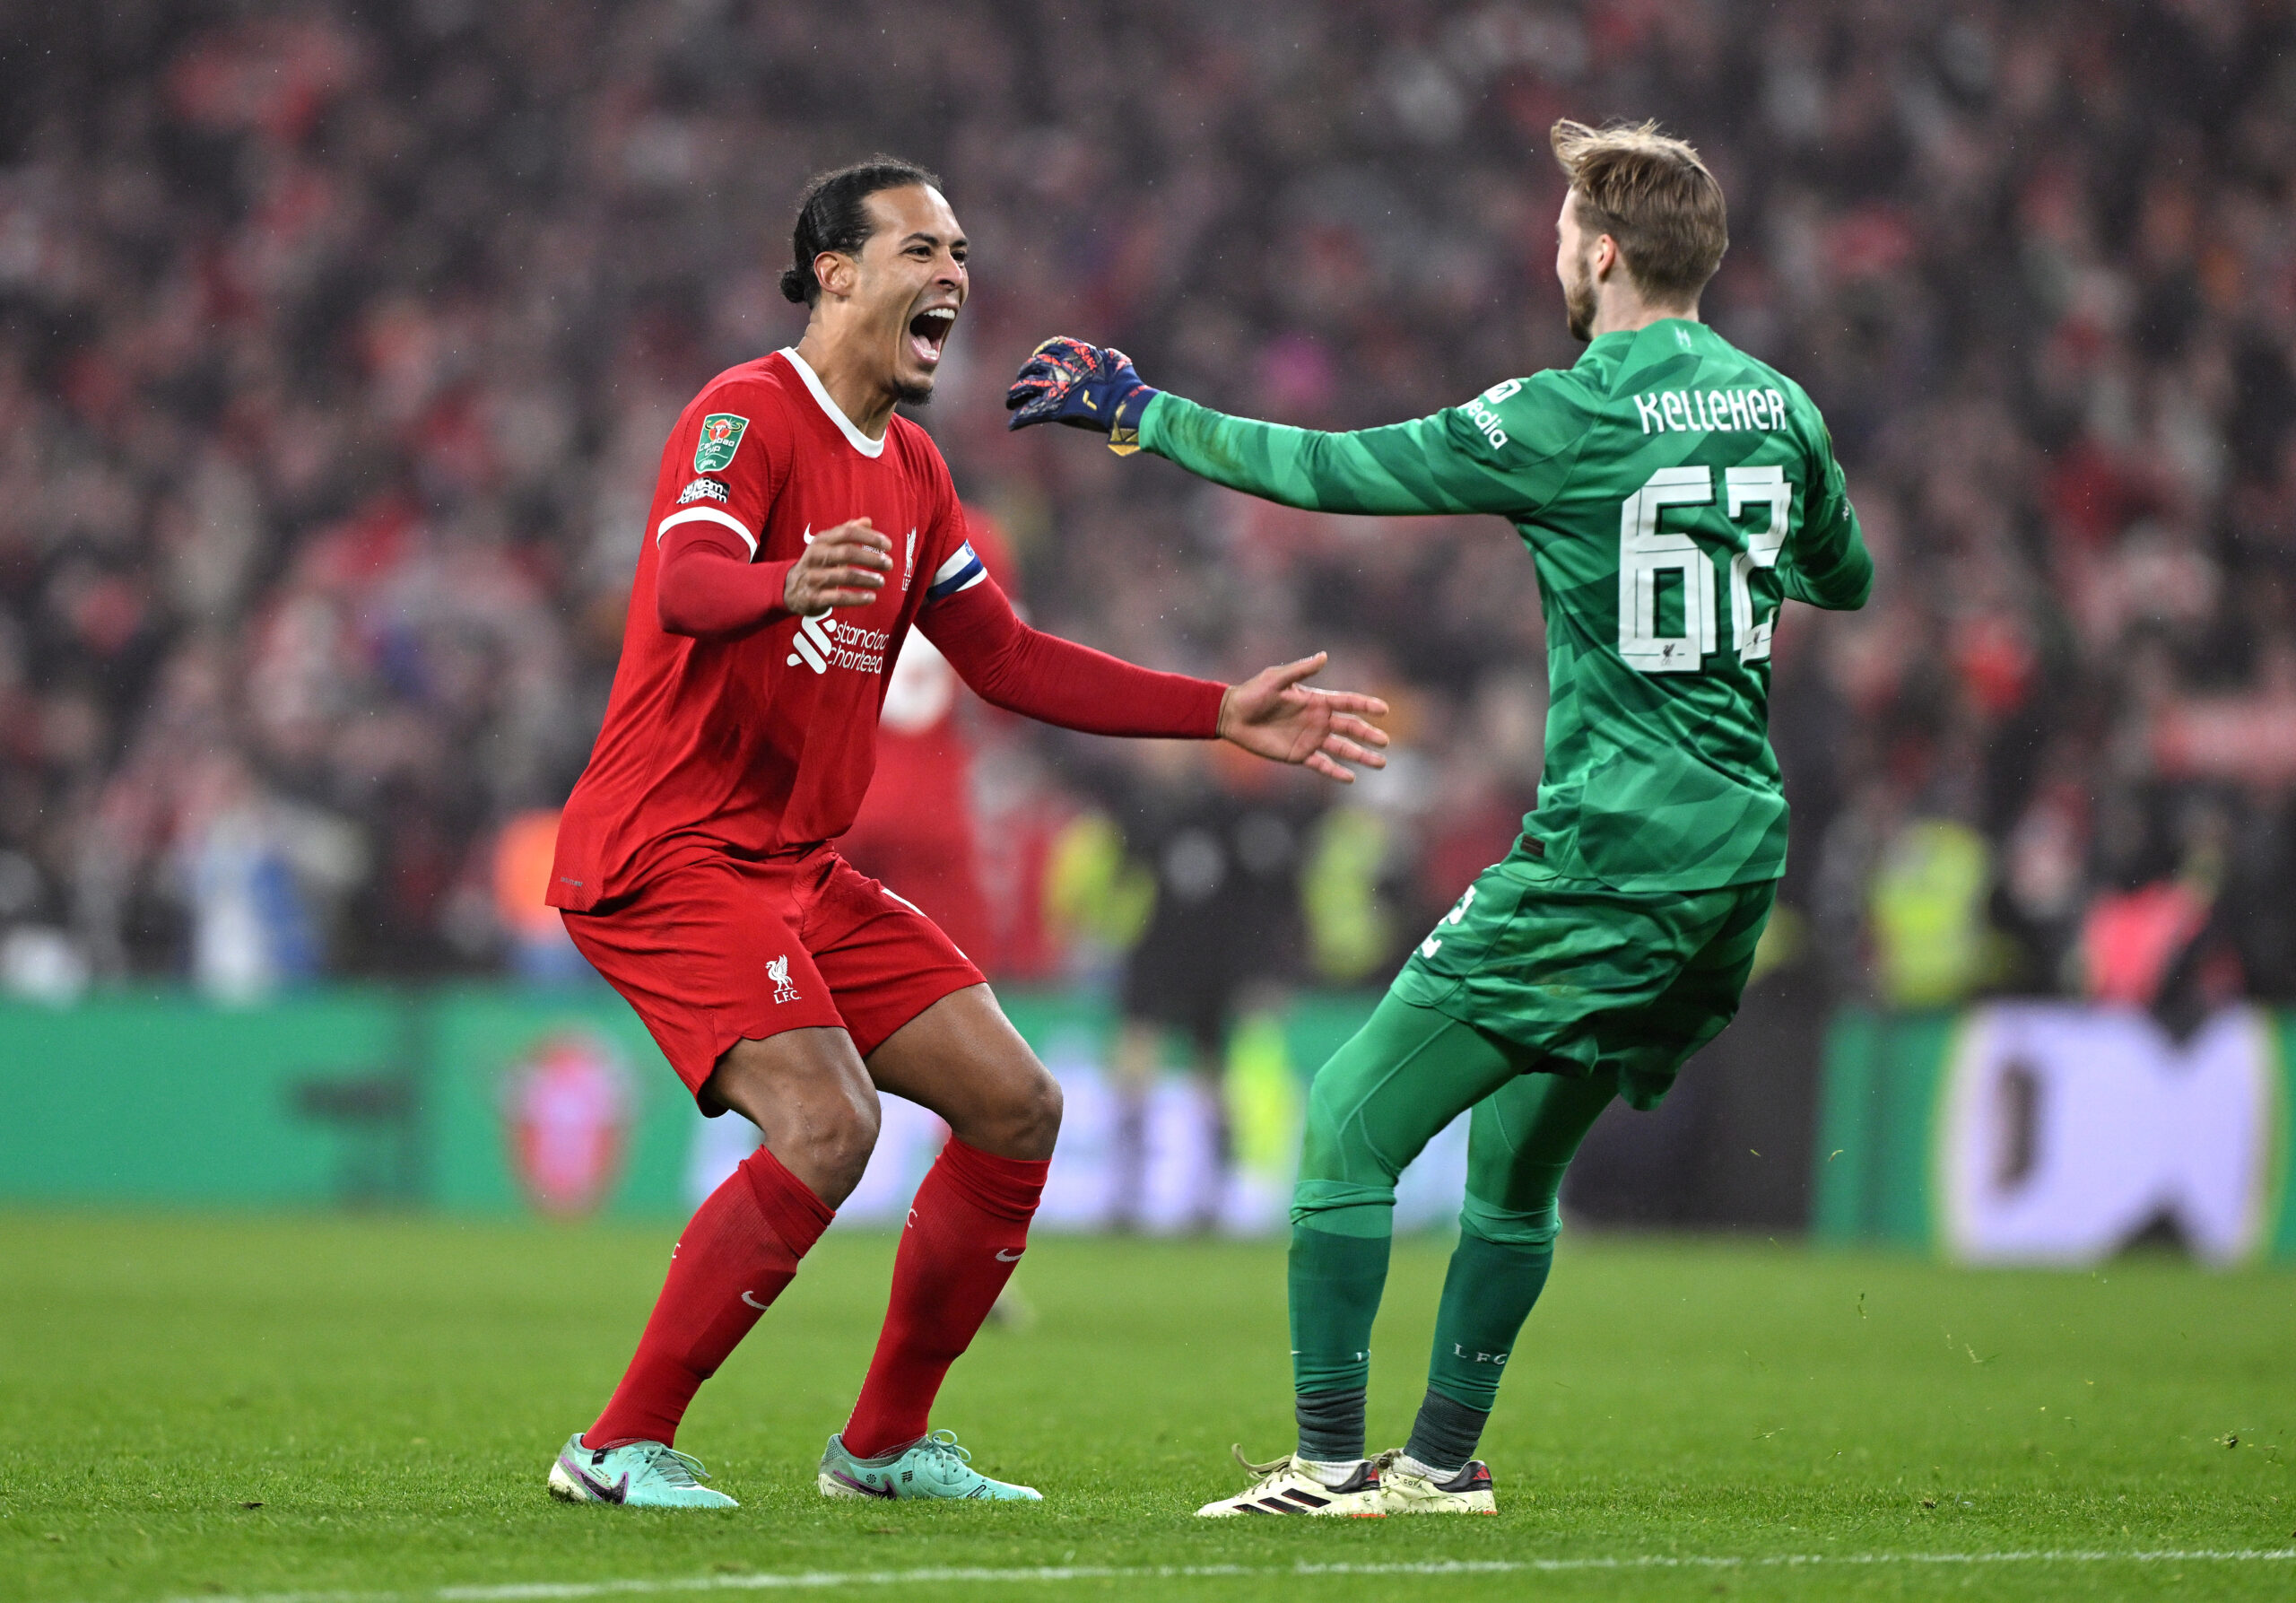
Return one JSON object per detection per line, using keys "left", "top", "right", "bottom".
{"left": 817, "top": 1429, "right": 1042, "bottom": 1502}
{"left": 547, "top": 1433, "right": 738, "bottom": 1509}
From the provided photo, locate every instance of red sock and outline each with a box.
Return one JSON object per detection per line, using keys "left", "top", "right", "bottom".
{"left": 586, "top": 1145, "right": 833, "bottom": 1449}
{"left": 840, "top": 1137, "right": 1048, "bottom": 1459}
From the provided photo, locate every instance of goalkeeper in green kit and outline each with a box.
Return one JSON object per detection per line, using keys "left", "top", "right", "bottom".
{"left": 1008, "top": 120, "right": 1872, "bottom": 1517}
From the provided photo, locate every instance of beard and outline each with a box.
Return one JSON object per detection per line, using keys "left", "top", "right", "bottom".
{"left": 1563, "top": 246, "right": 1597, "bottom": 343}
{"left": 893, "top": 378, "right": 935, "bottom": 405}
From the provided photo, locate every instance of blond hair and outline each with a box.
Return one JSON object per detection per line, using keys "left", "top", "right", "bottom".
{"left": 1551, "top": 119, "right": 1727, "bottom": 306}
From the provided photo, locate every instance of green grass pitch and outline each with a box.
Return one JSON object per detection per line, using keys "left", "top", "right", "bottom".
{"left": 2, "top": 1213, "right": 2290, "bottom": 1601}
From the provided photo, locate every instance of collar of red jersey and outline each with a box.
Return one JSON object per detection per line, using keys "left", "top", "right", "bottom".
{"left": 778, "top": 347, "right": 888, "bottom": 459}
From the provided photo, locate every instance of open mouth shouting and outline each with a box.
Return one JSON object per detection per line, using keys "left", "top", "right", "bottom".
{"left": 907, "top": 303, "right": 957, "bottom": 370}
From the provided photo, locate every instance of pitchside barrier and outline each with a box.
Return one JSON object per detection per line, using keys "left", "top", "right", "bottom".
{"left": 3, "top": 986, "right": 2291, "bottom": 1261}
{"left": 0, "top": 986, "right": 1388, "bottom": 1234}
{"left": 1815, "top": 1004, "right": 2296, "bottom": 1265}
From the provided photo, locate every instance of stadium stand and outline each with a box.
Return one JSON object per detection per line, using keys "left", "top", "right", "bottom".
{"left": 0, "top": 1, "right": 2290, "bottom": 1014}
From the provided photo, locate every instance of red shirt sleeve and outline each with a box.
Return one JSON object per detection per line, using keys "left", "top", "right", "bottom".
{"left": 651, "top": 379, "right": 787, "bottom": 562}
{"left": 656, "top": 526, "right": 799, "bottom": 637}
{"left": 650, "top": 379, "right": 800, "bottom": 637}
{"left": 918, "top": 575, "right": 1225, "bottom": 738}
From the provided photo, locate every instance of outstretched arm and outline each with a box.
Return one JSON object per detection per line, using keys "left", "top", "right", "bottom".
{"left": 1005, "top": 336, "right": 1574, "bottom": 518}
{"left": 1142, "top": 396, "right": 1534, "bottom": 517}
{"left": 920, "top": 577, "right": 1388, "bottom": 783}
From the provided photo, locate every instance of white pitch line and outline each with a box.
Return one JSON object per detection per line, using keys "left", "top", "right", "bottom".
{"left": 167, "top": 1548, "right": 2296, "bottom": 1603}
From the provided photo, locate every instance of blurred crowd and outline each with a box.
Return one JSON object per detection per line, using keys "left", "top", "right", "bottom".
{"left": 0, "top": 0, "right": 2292, "bottom": 1020}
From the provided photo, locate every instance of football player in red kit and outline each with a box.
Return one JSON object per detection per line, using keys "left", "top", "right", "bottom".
{"left": 543, "top": 160, "right": 1388, "bottom": 1509}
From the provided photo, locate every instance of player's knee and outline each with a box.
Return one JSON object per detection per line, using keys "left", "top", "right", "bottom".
{"left": 1023, "top": 1068, "right": 1065, "bottom": 1150}
{"left": 960, "top": 1059, "right": 1060, "bottom": 1161}
{"left": 710, "top": 1035, "right": 882, "bottom": 1195}
{"left": 992, "top": 1064, "right": 1062, "bottom": 1160}
{"left": 806, "top": 1085, "right": 881, "bottom": 1187}
{"left": 1460, "top": 1194, "right": 1560, "bottom": 1249}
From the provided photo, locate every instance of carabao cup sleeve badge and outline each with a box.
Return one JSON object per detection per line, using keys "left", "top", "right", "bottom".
{"left": 694, "top": 414, "right": 749, "bottom": 474}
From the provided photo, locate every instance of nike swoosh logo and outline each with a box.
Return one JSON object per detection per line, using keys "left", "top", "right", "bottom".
{"left": 996, "top": 1249, "right": 1023, "bottom": 1261}
{"left": 803, "top": 525, "right": 814, "bottom": 544}
{"left": 830, "top": 1469, "right": 896, "bottom": 1499}
{"left": 741, "top": 1291, "right": 770, "bottom": 1310}
{"left": 560, "top": 1453, "right": 628, "bottom": 1504}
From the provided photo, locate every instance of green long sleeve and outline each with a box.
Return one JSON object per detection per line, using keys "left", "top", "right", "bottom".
{"left": 1779, "top": 431, "right": 1874, "bottom": 611}
{"left": 1140, "top": 390, "right": 1581, "bottom": 518}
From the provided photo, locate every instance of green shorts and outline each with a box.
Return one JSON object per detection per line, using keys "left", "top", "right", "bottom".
{"left": 1388, "top": 850, "right": 1777, "bottom": 1110}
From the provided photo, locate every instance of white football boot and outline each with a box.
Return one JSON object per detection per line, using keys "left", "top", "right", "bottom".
{"left": 1195, "top": 1445, "right": 1386, "bottom": 1517}
{"left": 1376, "top": 1451, "right": 1497, "bottom": 1514}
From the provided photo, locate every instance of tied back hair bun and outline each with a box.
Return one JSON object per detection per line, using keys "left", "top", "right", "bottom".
{"left": 780, "top": 157, "right": 942, "bottom": 308}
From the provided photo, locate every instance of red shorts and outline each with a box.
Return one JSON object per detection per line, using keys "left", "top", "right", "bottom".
{"left": 562, "top": 843, "right": 984, "bottom": 1104}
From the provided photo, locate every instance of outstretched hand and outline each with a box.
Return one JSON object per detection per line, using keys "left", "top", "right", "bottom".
{"left": 1005, "top": 336, "right": 1160, "bottom": 451}
{"left": 1218, "top": 653, "right": 1390, "bottom": 783}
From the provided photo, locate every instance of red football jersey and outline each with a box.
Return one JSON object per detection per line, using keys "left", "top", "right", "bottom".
{"left": 549, "top": 348, "right": 987, "bottom": 912}
{"left": 838, "top": 507, "right": 1015, "bottom": 963}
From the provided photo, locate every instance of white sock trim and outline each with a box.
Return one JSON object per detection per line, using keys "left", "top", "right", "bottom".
{"left": 1297, "top": 1457, "right": 1362, "bottom": 1488}
{"left": 1395, "top": 1451, "right": 1461, "bottom": 1482}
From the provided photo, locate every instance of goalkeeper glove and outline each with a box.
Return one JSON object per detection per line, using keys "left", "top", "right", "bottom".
{"left": 1004, "top": 337, "right": 1160, "bottom": 454}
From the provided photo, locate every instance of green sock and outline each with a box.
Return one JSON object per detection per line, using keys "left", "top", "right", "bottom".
{"left": 1293, "top": 1389, "right": 1366, "bottom": 1466}
{"left": 1283, "top": 993, "right": 1565, "bottom": 1468}
{"left": 1288, "top": 1215, "right": 1390, "bottom": 1459}
{"left": 1410, "top": 1230, "right": 1553, "bottom": 1467}
{"left": 1404, "top": 1064, "right": 1613, "bottom": 1471}
{"left": 1402, "top": 1388, "right": 1489, "bottom": 1477}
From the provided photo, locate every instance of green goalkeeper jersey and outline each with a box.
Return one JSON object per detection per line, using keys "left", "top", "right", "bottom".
{"left": 1141, "top": 317, "right": 1872, "bottom": 894}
